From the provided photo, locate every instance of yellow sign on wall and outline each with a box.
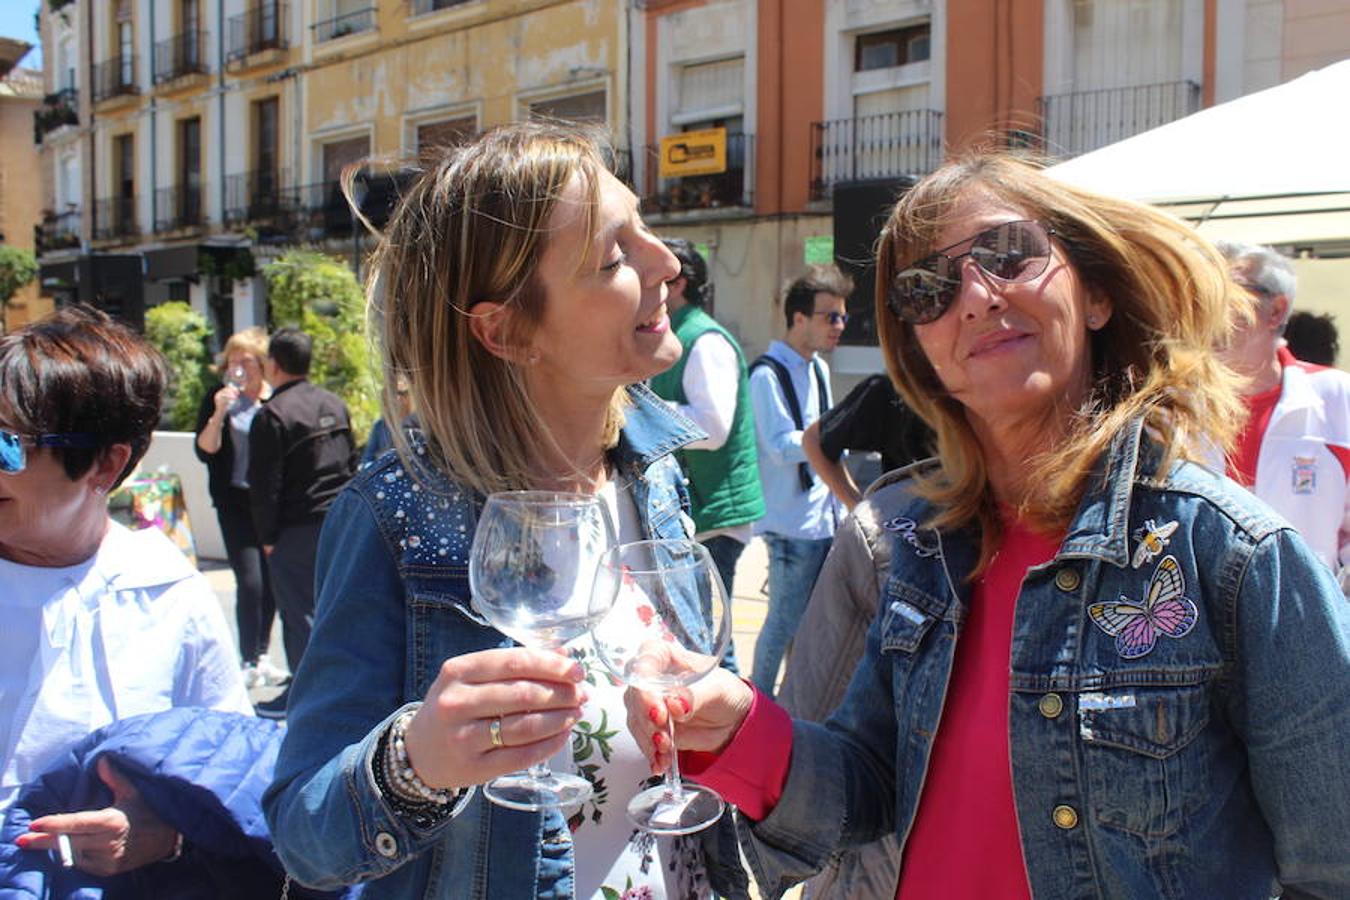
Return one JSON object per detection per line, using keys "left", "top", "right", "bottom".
{"left": 659, "top": 128, "right": 727, "bottom": 178}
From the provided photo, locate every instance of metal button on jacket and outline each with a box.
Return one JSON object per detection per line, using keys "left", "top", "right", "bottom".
{"left": 1038, "top": 693, "right": 1064, "bottom": 718}
{"left": 1052, "top": 805, "right": 1079, "bottom": 829}
{"left": 1054, "top": 568, "right": 1081, "bottom": 592}
{"left": 374, "top": 831, "right": 399, "bottom": 858}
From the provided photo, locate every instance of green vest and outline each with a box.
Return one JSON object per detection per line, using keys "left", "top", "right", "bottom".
{"left": 649, "top": 305, "right": 765, "bottom": 533}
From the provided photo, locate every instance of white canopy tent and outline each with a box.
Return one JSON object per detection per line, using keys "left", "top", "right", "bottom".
{"left": 1047, "top": 58, "right": 1350, "bottom": 248}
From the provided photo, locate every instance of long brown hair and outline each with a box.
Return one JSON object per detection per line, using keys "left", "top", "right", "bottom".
{"left": 365, "top": 121, "right": 627, "bottom": 495}
{"left": 875, "top": 154, "right": 1248, "bottom": 568}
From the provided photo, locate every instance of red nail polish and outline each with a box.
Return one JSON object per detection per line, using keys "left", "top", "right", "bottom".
{"left": 678, "top": 696, "right": 692, "bottom": 715}
{"left": 647, "top": 706, "right": 661, "bottom": 725}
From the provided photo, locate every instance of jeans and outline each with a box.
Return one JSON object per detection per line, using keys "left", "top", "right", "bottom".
{"left": 217, "top": 488, "right": 275, "bottom": 664}
{"left": 751, "top": 532, "right": 832, "bottom": 696}
{"left": 267, "top": 521, "right": 322, "bottom": 672}
{"left": 702, "top": 534, "right": 745, "bottom": 674}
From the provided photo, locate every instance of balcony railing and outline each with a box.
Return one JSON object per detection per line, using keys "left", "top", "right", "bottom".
{"left": 409, "top": 0, "right": 471, "bottom": 14}
{"left": 154, "top": 31, "right": 209, "bottom": 84}
{"left": 34, "top": 88, "right": 79, "bottom": 141}
{"left": 313, "top": 7, "right": 375, "bottom": 42}
{"left": 93, "top": 56, "right": 138, "bottom": 103}
{"left": 93, "top": 196, "right": 140, "bottom": 243}
{"left": 224, "top": 169, "right": 300, "bottom": 226}
{"left": 298, "top": 180, "right": 356, "bottom": 239}
{"left": 1037, "top": 80, "right": 1201, "bottom": 158}
{"left": 228, "top": 2, "right": 287, "bottom": 63}
{"left": 810, "top": 109, "right": 944, "bottom": 200}
{"left": 36, "top": 209, "right": 81, "bottom": 254}
{"left": 641, "top": 132, "right": 754, "bottom": 214}
{"left": 154, "top": 184, "right": 205, "bottom": 232}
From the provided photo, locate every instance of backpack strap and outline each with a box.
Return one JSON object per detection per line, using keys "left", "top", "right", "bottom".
{"left": 751, "top": 354, "right": 815, "bottom": 492}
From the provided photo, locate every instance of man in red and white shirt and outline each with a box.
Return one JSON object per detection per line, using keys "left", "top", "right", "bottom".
{"left": 1218, "top": 240, "right": 1350, "bottom": 590}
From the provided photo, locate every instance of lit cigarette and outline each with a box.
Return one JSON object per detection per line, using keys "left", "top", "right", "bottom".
{"left": 57, "top": 834, "right": 73, "bottom": 868}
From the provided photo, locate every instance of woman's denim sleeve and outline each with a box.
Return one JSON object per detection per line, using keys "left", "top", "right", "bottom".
{"left": 262, "top": 489, "right": 456, "bottom": 888}
{"left": 736, "top": 603, "right": 901, "bottom": 899}
{"left": 1230, "top": 528, "right": 1350, "bottom": 895}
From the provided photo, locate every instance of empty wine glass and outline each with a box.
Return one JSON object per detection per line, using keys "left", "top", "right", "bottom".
{"left": 590, "top": 539, "right": 732, "bottom": 834}
{"left": 225, "top": 365, "right": 247, "bottom": 390}
{"left": 468, "top": 491, "right": 616, "bottom": 810}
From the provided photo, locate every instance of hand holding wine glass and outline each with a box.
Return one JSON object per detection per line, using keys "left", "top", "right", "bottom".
{"left": 590, "top": 539, "right": 733, "bottom": 834}
{"left": 467, "top": 491, "right": 616, "bottom": 810}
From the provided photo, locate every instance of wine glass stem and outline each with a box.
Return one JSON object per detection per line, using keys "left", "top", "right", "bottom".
{"left": 526, "top": 762, "right": 555, "bottom": 782}
{"left": 662, "top": 703, "right": 685, "bottom": 800}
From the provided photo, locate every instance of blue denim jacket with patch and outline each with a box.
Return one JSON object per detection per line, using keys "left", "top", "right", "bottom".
{"left": 741, "top": 418, "right": 1350, "bottom": 899}
{"left": 263, "top": 385, "right": 750, "bottom": 899}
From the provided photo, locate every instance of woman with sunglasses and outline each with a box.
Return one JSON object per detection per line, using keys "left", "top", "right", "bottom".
{"left": 0, "top": 307, "right": 251, "bottom": 857}
{"left": 264, "top": 122, "right": 746, "bottom": 899}
{"left": 627, "top": 154, "right": 1350, "bottom": 899}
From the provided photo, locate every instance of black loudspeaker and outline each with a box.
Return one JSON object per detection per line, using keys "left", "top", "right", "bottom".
{"left": 831, "top": 177, "right": 914, "bottom": 345}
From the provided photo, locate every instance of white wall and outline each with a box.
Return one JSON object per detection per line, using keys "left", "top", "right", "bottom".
{"left": 140, "top": 430, "right": 226, "bottom": 560}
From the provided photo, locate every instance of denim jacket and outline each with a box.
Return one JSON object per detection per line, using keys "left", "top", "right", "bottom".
{"left": 743, "top": 418, "right": 1350, "bottom": 900}
{"left": 263, "top": 384, "right": 749, "bottom": 899}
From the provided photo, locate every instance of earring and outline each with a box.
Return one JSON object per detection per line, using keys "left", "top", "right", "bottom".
{"left": 1087, "top": 315, "right": 1099, "bottom": 329}
{"left": 93, "top": 485, "right": 107, "bottom": 496}
{"left": 526, "top": 350, "right": 541, "bottom": 365}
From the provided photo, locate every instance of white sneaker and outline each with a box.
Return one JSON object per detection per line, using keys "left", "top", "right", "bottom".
{"left": 241, "top": 662, "right": 262, "bottom": 689}
{"left": 256, "top": 658, "right": 291, "bottom": 687}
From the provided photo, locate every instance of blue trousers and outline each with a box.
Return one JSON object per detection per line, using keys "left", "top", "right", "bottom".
{"left": 702, "top": 534, "right": 746, "bottom": 674}
{"left": 751, "top": 533, "right": 832, "bottom": 696}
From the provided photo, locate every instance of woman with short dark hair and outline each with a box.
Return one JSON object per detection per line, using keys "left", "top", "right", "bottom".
{"left": 0, "top": 307, "right": 251, "bottom": 861}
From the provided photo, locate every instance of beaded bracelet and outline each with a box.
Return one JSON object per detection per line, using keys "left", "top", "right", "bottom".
{"left": 383, "top": 710, "right": 458, "bottom": 806}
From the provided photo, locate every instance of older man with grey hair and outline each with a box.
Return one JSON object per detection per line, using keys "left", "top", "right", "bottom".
{"left": 1217, "top": 240, "right": 1350, "bottom": 589}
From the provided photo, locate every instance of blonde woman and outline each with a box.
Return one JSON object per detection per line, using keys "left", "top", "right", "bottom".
{"left": 264, "top": 123, "right": 745, "bottom": 899}
{"left": 194, "top": 327, "right": 282, "bottom": 687}
{"left": 627, "top": 155, "right": 1350, "bottom": 899}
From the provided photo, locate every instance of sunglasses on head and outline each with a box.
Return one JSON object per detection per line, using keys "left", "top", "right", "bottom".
{"left": 886, "top": 219, "right": 1056, "bottom": 325}
{"left": 0, "top": 430, "right": 99, "bottom": 474}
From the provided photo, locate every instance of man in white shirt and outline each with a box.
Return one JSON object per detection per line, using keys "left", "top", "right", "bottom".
{"left": 649, "top": 239, "right": 765, "bottom": 670}
{"left": 747, "top": 265, "right": 852, "bottom": 695}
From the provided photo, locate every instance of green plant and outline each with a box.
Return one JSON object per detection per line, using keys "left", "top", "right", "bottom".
{"left": 263, "top": 249, "right": 378, "bottom": 443}
{"left": 144, "top": 301, "right": 214, "bottom": 431}
{"left": 198, "top": 247, "right": 256, "bottom": 283}
{"left": 0, "top": 246, "right": 39, "bottom": 309}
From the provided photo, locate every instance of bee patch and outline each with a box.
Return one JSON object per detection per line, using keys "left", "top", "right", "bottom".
{"left": 1131, "top": 518, "right": 1178, "bottom": 569}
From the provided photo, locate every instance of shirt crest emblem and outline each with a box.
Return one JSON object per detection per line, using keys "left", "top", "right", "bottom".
{"left": 1291, "top": 455, "right": 1317, "bottom": 494}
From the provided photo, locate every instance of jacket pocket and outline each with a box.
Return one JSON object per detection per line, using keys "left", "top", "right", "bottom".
{"left": 879, "top": 592, "right": 935, "bottom": 654}
{"left": 1078, "top": 681, "right": 1212, "bottom": 837}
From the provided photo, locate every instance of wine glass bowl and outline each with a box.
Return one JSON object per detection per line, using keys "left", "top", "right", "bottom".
{"left": 468, "top": 491, "right": 616, "bottom": 811}
{"left": 590, "top": 539, "right": 731, "bottom": 834}
{"left": 226, "top": 365, "right": 247, "bottom": 391}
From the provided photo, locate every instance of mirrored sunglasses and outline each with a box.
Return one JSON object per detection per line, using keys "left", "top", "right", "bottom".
{"left": 813, "top": 311, "right": 850, "bottom": 326}
{"left": 0, "top": 430, "right": 99, "bottom": 474}
{"left": 886, "top": 219, "right": 1056, "bottom": 325}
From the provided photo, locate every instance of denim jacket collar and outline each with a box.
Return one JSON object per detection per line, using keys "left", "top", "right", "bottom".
{"left": 614, "top": 382, "right": 705, "bottom": 473}
{"left": 1058, "top": 416, "right": 1158, "bottom": 567}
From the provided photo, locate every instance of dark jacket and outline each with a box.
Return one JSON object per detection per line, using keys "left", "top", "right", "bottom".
{"left": 247, "top": 379, "right": 357, "bottom": 545}
{"left": 0, "top": 709, "right": 355, "bottom": 900}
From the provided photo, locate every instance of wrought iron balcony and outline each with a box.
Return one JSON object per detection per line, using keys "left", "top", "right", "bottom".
{"left": 224, "top": 169, "right": 300, "bottom": 227}
{"left": 93, "top": 56, "right": 138, "bottom": 103}
{"left": 153, "top": 30, "right": 209, "bottom": 84}
{"left": 810, "top": 109, "right": 943, "bottom": 200}
{"left": 93, "top": 196, "right": 140, "bottom": 243}
{"left": 298, "top": 180, "right": 356, "bottom": 239}
{"left": 641, "top": 132, "right": 753, "bottom": 214}
{"left": 34, "top": 88, "right": 79, "bottom": 141}
{"left": 36, "top": 209, "right": 81, "bottom": 254}
{"left": 154, "top": 184, "right": 205, "bottom": 232}
{"left": 1037, "top": 80, "right": 1201, "bottom": 158}
{"left": 313, "top": 7, "right": 375, "bottom": 42}
{"left": 228, "top": 2, "right": 287, "bottom": 63}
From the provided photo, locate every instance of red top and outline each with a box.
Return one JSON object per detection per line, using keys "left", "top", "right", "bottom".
{"left": 686, "top": 518, "right": 1061, "bottom": 900}
{"left": 895, "top": 516, "right": 1058, "bottom": 900}
{"left": 1229, "top": 382, "right": 1282, "bottom": 487}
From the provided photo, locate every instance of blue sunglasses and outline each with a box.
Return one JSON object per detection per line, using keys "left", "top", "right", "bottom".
{"left": 0, "top": 430, "right": 100, "bottom": 474}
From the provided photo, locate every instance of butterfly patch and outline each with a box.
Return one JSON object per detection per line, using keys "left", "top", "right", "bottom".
{"left": 1088, "top": 555, "right": 1198, "bottom": 659}
{"left": 1130, "top": 518, "right": 1179, "bottom": 568}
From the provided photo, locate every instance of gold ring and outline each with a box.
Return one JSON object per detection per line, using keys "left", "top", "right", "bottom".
{"left": 489, "top": 717, "right": 504, "bottom": 748}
